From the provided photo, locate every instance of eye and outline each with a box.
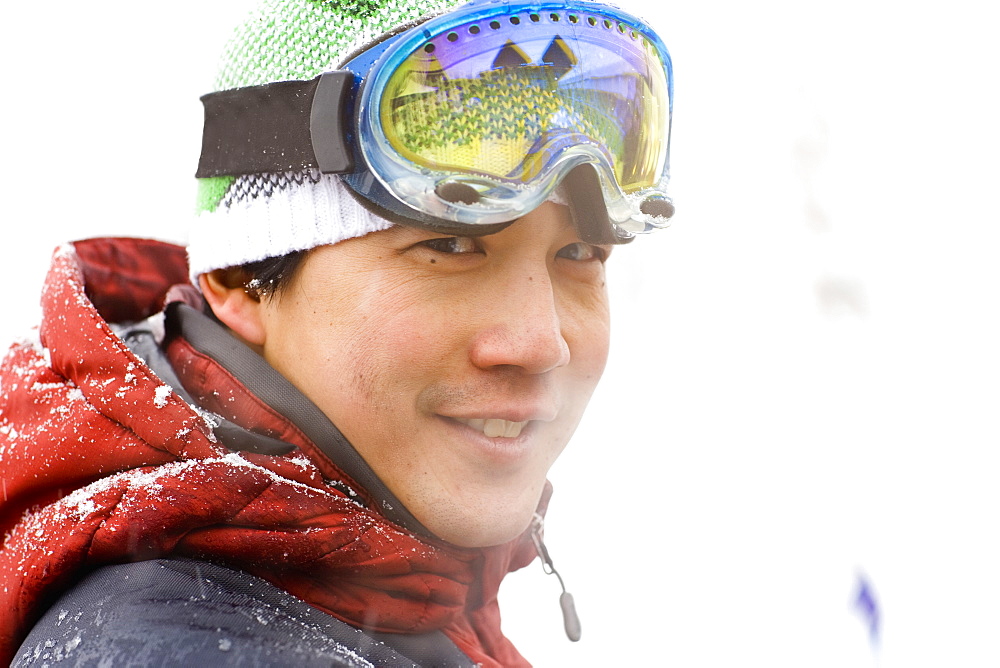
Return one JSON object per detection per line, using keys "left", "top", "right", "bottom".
{"left": 420, "top": 236, "right": 481, "bottom": 254}
{"left": 556, "top": 242, "right": 608, "bottom": 262}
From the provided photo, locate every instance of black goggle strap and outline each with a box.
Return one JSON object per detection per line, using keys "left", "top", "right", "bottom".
{"left": 196, "top": 71, "right": 355, "bottom": 179}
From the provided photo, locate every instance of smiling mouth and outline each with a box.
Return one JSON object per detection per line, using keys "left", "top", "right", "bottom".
{"left": 452, "top": 417, "right": 529, "bottom": 439}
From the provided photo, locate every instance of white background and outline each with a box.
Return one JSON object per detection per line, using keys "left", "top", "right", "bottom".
{"left": 3, "top": 1, "right": 999, "bottom": 665}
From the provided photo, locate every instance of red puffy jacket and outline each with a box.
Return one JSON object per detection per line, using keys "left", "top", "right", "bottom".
{"left": 0, "top": 238, "right": 541, "bottom": 665}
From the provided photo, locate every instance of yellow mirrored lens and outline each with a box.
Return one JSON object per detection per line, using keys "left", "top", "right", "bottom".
{"left": 379, "top": 19, "right": 669, "bottom": 193}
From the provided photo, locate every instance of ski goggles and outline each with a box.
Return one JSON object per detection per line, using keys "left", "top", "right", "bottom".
{"left": 197, "top": 0, "right": 673, "bottom": 242}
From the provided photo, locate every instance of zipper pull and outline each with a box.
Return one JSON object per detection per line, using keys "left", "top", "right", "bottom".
{"left": 530, "top": 514, "right": 581, "bottom": 642}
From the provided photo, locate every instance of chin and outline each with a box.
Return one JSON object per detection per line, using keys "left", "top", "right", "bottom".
{"left": 441, "top": 521, "right": 531, "bottom": 549}
{"left": 424, "top": 495, "right": 539, "bottom": 549}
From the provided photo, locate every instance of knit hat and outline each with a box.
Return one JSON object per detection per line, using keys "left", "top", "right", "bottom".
{"left": 188, "top": 0, "right": 466, "bottom": 278}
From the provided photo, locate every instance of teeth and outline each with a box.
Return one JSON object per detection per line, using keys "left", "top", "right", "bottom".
{"left": 455, "top": 418, "right": 528, "bottom": 438}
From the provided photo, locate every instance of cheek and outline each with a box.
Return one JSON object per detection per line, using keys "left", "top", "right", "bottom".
{"left": 565, "top": 293, "right": 612, "bottom": 382}
{"left": 334, "top": 300, "right": 458, "bottom": 411}
{"left": 568, "top": 334, "right": 610, "bottom": 417}
{"left": 261, "top": 292, "right": 386, "bottom": 421}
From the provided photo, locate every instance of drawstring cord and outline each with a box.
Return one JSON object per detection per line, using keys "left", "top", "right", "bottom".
{"left": 530, "top": 514, "right": 581, "bottom": 642}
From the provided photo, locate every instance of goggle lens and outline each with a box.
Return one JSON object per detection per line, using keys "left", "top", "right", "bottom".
{"left": 377, "top": 6, "right": 670, "bottom": 195}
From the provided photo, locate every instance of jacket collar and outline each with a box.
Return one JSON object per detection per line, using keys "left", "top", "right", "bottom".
{"left": 157, "top": 297, "right": 435, "bottom": 538}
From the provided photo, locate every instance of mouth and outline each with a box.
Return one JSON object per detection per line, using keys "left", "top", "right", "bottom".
{"left": 451, "top": 417, "right": 529, "bottom": 439}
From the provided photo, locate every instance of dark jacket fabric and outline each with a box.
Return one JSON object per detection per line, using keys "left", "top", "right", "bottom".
{"left": 14, "top": 559, "right": 474, "bottom": 667}
{"left": 0, "top": 238, "right": 542, "bottom": 666}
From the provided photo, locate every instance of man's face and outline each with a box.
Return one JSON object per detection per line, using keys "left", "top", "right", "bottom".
{"left": 256, "top": 202, "right": 611, "bottom": 547}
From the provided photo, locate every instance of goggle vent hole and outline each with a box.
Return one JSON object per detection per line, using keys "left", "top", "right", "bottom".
{"left": 640, "top": 198, "right": 675, "bottom": 220}
{"left": 436, "top": 181, "right": 482, "bottom": 205}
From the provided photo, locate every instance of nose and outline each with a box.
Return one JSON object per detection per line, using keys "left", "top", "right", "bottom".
{"left": 468, "top": 270, "right": 571, "bottom": 375}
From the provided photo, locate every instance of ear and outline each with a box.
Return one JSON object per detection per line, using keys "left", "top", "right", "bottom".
{"left": 199, "top": 269, "right": 267, "bottom": 347}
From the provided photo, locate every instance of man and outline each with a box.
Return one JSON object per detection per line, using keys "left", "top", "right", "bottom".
{"left": 0, "top": 0, "right": 673, "bottom": 664}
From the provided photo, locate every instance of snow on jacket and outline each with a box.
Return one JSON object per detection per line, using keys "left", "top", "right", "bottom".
{"left": 0, "top": 238, "right": 542, "bottom": 666}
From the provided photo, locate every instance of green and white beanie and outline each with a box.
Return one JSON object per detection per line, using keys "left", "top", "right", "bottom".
{"left": 188, "top": 0, "right": 466, "bottom": 278}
